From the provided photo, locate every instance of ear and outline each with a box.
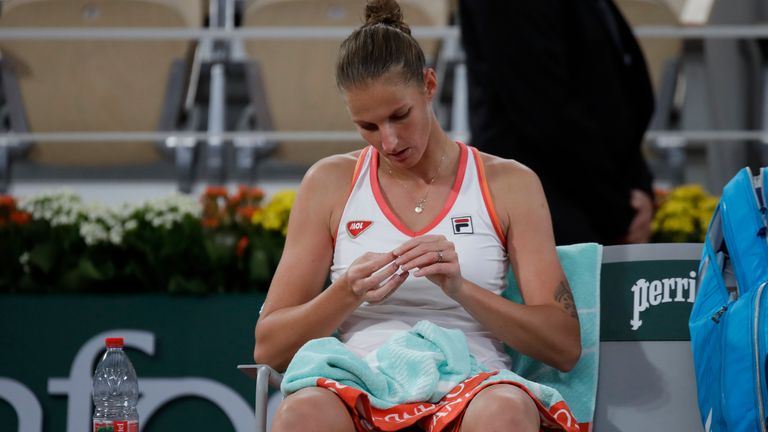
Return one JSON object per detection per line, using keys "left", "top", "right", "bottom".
{"left": 423, "top": 68, "right": 438, "bottom": 100}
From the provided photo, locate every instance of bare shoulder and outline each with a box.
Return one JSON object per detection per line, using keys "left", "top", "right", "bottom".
{"left": 476, "top": 151, "right": 543, "bottom": 198}
{"left": 474, "top": 151, "right": 546, "bottom": 234}
{"left": 303, "top": 150, "right": 361, "bottom": 187}
{"left": 296, "top": 150, "right": 364, "bottom": 229}
{"left": 299, "top": 150, "right": 362, "bottom": 201}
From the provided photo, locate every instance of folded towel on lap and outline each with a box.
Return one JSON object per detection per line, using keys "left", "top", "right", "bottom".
{"left": 282, "top": 321, "right": 579, "bottom": 431}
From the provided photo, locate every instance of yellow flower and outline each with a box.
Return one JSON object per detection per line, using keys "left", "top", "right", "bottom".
{"left": 252, "top": 190, "right": 296, "bottom": 234}
{"left": 261, "top": 210, "right": 283, "bottom": 231}
{"left": 669, "top": 184, "right": 707, "bottom": 201}
{"left": 652, "top": 184, "right": 719, "bottom": 242}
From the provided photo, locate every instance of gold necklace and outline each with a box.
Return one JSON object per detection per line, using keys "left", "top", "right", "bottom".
{"left": 386, "top": 142, "right": 448, "bottom": 214}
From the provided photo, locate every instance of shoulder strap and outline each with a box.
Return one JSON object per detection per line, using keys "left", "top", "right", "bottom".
{"left": 720, "top": 167, "right": 768, "bottom": 296}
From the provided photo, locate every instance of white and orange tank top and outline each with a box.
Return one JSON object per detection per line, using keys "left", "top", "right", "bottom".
{"left": 331, "top": 141, "right": 511, "bottom": 370}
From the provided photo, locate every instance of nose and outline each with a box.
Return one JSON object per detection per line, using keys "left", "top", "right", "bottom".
{"left": 379, "top": 123, "right": 398, "bottom": 152}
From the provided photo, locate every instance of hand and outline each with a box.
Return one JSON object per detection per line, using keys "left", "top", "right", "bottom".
{"left": 623, "top": 189, "right": 654, "bottom": 244}
{"left": 344, "top": 251, "right": 410, "bottom": 304}
{"left": 392, "top": 235, "right": 463, "bottom": 297}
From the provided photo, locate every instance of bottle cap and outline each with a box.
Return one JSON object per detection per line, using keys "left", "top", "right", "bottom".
{"left": 105, "top": 337, "right": 124, "bottom": 348}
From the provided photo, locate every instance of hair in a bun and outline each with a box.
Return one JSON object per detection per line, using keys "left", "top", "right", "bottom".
{"left": 336, "top": 0, "right": 426, "bottom": 90}
{"left": 364, "top": 0, "right": 411, "bottom": 35}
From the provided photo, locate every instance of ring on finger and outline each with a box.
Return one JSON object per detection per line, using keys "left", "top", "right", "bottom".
{"left": 437, "top": 250, "right": 444, "bottom": 263}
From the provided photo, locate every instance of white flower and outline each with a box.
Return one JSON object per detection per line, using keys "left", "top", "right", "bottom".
{"left": 109, "top": 227, "right": 123, "bottom": 245}
{"left": 19, "top": 252, "right": 30, "bottom": 273}
{"left": 80, "top": 222, "right": 109, "bottom": 246}
{"left": 19, "top": 190, "right": 85, "bottom": 225}
{"left": 17, "top": 191, "right": 202, "bottom": 245}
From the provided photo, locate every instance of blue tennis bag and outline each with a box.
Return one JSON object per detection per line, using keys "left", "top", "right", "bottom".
{"left": 689, "top": 167, "right": 768, "bottom": 431}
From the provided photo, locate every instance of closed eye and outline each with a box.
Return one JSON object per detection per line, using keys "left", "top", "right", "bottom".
{"left": 359, "top": 123, "right": 377, "bottom": 131}
{"left": 391, "top": 109, "right": 411, "bottom": 122}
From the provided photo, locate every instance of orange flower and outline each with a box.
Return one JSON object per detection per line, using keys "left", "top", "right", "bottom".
{"left": 236, "top": 236, "right": 249, "bottom": 257}
{"left": 203, "top": 185, "right": 229, "bottom": 199}
{"left": 232, "top": 185, "right": 265, "bottom": 206}
{"left": 201, "top": 217, "right": 220, "bottom": 229}
{"left": 10, "top": 211, "right": 31, "bottom": 225}
{"left": 0, "top": 195, "right": 16, "bottom": 208}
{"left": 229, "top": 192, "right": 243, "bottom": 208}
{"left": 244, "top": 186, "right": 265, "bottom": 200}
{"left": 236, "top": 205, "right": 258, "bottom": 221}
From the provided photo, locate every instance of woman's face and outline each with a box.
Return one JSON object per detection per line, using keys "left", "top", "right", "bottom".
{"left": 344, "top": 69, "right": 437, "bottom": 169}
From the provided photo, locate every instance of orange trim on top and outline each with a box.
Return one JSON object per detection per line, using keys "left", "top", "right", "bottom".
{"left": 370, "top": 142, "right": 468, "bottom": 237}
{"left": 333, "top": 147, "right": 371, "bottom": 245}
{"left": 471, "top": 147, "right": 507, "bottom": 245}
{"left": 350, "top": 147, "right": 370, "bottom": 194}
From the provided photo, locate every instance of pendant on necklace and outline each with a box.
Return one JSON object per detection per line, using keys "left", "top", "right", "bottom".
{"left": 415, "top": 198, "right": 427, "bottom": 214}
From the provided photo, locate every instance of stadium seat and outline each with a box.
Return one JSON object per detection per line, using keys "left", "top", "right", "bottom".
{"left": 0, "top": 0, "right": 204, "bottom": 184}
{"left": 240, "top": 0, "right": 450, "bottom": 166}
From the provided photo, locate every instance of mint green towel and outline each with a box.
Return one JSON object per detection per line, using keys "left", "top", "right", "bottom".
{"left": 504, "top": 242, "right": 602, "bottom": 425}
{"left": 282, "top": 320, "right": 566, "bottom": 410}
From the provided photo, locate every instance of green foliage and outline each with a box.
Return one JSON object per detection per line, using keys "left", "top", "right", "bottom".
{"left": 0, "top": 188, "right": 291, "bottom": 294}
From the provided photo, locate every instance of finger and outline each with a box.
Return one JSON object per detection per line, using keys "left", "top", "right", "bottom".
{"left": 368, "top": 261, "right": 400, "bottom": 286}
{"left": 405, "top": 250, "right": 456, "bottom": 273}
{"left": 394, "top": 238, "right": 444, "bottom": 262}
{"left": 366, "top": 281, "right": 399, "bottom": 303}
{"left": 392, "top": 235, "right": 444, "bottom": 257}
{"left": 365, "top": 271, "right": 409, "bottom": 303}
{"left": 396, "top": 243, "right": 451, "bottom": 270}
{"left": 358, "top": 251, "right": 397, "bottom": 275}
{"left": 351, "top": 261, "right": 397, "bottom": 297}
{"left": 413, "top": 263, "right": 453, "bottom": 278}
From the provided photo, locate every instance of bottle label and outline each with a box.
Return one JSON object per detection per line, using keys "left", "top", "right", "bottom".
{"left": 93, "top": 420, "right": 138, "bottom": 432}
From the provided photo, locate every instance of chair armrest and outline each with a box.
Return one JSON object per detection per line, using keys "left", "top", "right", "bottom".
{"left": 238, "top": 364, "right": 283, "bottom": 432}
{"left": 238, "top": 363, "right": 284, "bottom": 387}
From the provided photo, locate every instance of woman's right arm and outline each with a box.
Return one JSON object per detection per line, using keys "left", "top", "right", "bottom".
{"left": 253, "top": 154, "right": 404, "bottom": 371}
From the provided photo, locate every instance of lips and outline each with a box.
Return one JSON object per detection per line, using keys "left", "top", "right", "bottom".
{"left": 388, "top": 147, "right": 410, "bottom": 162}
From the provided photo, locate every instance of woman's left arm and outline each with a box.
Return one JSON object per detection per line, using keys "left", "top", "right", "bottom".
{"left": 472, "top": 157, "right": 581, "bottom": 371}
{"left": 395, "top": 156, "right": 581, "bottom": 371}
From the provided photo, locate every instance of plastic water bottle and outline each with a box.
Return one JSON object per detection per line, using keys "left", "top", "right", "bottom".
{"left": 92, "top": 337, "right": 139, "bottom": 432}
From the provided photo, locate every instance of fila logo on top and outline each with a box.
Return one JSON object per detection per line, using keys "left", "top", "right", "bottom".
{"left": 452, "top": 216, "right": 474, "bottom": 235}
{"left": 347, "top": 220, "right": 373, "bottom": 238}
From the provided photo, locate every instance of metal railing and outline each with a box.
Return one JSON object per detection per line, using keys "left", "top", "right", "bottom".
{"left": 1, "top": 19, "right": 766, "bottom": 191}
{"left": 0, "top": 24, "right": 767, "bottom": 41}
{"left": 1, "top": 129, "right": 767, "bottom": 144}
{"left": 1, "top": 23, "right": 767, "bottom": 145}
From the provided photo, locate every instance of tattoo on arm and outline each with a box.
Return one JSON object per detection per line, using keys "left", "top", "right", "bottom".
{"left": 554, "top": 279, "right": 579, "bottom": 320}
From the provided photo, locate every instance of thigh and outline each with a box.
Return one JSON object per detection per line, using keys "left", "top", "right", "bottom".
{"left": 459, "top": 384, "right": 540, "bottom": 432}
{"left": 272, "top": 387, "right": 356, "bottom": 432}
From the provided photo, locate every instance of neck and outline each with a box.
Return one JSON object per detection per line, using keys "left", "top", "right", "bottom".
{"left": 388, "top": 132, "right": 455, "bottom": 184}
{"left": 378, "top": 130, "right": 459, "bottom": 215}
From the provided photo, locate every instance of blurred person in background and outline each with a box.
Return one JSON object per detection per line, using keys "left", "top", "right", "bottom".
{"left": 459, "top": 0, "right": 656, "bottom": 245}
